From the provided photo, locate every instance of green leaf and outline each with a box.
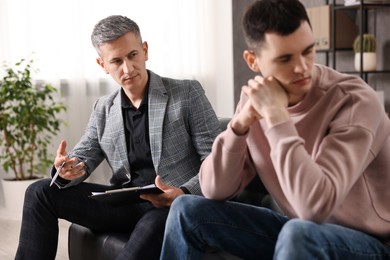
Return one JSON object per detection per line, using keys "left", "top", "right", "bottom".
{"left": 0, "top": 58, "right": 67, "bottom": 180}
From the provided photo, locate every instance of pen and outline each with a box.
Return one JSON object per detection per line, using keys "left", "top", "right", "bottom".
{"left": 50, "top": 160, "right": 66, "bottom": 187}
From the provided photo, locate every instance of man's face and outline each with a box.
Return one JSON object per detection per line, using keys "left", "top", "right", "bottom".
{"left": 96, "top": 32, "right": 149, "bottom": 93}
{"left": 248, "top": 21, "right": 316, "bottom": 105}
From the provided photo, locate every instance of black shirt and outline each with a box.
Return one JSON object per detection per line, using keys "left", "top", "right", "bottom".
{"left": 121, "top": 85, "right": 157, "bottom": 187}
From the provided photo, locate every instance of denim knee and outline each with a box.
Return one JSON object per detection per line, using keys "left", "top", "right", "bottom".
{"left": 170, "top": 195, "right": 203, "bottom": 216}
{"left": 279, "top": 218, "right": 317, "bottom": 241}
{"left": 275, "top": 219, "right": 326, "bottom": 259}
{"left": 167, "top": 195, "right": 208, "bottom": 231}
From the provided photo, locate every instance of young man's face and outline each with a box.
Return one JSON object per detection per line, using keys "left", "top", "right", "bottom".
{"left": 96, "top": 32, "right": 149, "bottom": 93}
{"left": 246, "top": 21, "right": 316, "bottom": 105}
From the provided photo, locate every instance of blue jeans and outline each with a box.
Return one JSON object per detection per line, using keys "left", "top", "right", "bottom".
{"left": 160, "top": 195, "right": 390, "bottom": 260}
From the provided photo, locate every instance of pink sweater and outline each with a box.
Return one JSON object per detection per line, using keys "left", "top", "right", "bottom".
{"left": 200, "top": 64, "right": 390, "bottom": 245}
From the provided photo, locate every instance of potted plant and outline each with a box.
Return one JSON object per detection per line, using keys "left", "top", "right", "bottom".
{"left": 0, "top": 58, "right": 67, "bottom": 216}
{"left": 353, "top": 33, "right": 377, "bottom": 72}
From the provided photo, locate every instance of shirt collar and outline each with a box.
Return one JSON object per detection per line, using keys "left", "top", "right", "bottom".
{"left": 121, "top": 71, "right": 150, "bottom": 109}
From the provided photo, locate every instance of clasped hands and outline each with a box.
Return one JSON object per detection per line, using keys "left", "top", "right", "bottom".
{"left": 231, "top": 75, "right": 289, "bottom": 135}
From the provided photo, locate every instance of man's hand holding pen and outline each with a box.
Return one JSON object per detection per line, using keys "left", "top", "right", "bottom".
{"left": 52, "top": 140, "right": 86, "bottom": 184}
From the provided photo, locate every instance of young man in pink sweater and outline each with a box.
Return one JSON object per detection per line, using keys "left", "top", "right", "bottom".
{"left": 160, "top": 0, "right": 390, "bottom": 259}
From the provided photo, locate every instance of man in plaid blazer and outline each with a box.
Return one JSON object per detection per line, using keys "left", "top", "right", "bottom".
{"left": 15, "top": 15, "right": 220, "bottom": 260}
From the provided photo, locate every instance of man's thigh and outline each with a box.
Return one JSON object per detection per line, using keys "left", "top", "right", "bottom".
{"left": 172, "top": 195, "right": 288, "bottom": 259}
{"left": 44, "top": 180, "right": 149, "bottom": 231}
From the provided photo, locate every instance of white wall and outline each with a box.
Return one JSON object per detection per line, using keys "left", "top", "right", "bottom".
{"left": 213, "top": 0, "right": 235, "bottom": 118}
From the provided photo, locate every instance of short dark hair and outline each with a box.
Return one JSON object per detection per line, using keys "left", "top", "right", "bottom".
{"left": 91, "top": 15, "right": 142, "bottom": 54}
{"left": 242, "top": 0, "right": 311, "bottom": 51}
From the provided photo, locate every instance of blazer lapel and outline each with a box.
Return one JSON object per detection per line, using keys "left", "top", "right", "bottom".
{"left": 148, "top": 71, "right": 168, "bottom": 172}
{"left": 110, "top": 91, "right": 131, "bottom": 174}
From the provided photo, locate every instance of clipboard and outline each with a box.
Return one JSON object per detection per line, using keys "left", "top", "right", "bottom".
{"left": 89, "top": 184, "right": 163, "bottom": 206}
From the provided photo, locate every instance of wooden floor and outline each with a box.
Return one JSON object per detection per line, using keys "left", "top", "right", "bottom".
{"left": 0, "top": 207, "right": 70, "bottom": 260}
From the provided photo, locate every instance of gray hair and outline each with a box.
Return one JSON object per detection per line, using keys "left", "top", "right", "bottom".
{"left": 91, "top": 15, "right": 142, "bottom": 54}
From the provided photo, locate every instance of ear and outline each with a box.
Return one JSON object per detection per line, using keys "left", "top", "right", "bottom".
{"left": 243, "top": 50, "right": 260, "bottom": 72}
{"left": 96, "top": 57, "right": 109, "bottom": 74}
{"left": 143, "top": 41, "right": 149, "bottom": 61}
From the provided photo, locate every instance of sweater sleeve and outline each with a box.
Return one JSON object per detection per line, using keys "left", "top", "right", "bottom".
{"left": 266, "top": 119, "right": 374, "bottom": 222}
{"left": 199, "top": 121, "right": 258, "bottom": 200}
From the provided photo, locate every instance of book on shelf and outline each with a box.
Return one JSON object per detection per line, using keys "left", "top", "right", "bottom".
{"left": 345, "top": 0, "right": 390, "bottom": 5}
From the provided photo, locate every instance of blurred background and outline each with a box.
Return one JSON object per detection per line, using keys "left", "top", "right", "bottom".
{"left": 0, "top": 0, "right": 234, "bottom": 184}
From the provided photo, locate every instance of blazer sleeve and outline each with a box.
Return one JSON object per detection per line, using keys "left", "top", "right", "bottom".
{"left": 179, "top": 80, "right": 221, "bottom": 194}
{"left": 59, "top": 99, "right": 107, "bottom": 188}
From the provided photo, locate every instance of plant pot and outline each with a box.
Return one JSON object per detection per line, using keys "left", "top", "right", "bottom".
{"left": 354, "top": 52, "right": 377, "bottom": 72}
{"left": 0, "top": 178, "right": 41, "bottom": 219}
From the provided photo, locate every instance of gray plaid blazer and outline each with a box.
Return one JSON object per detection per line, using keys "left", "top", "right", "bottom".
{"left": 65, "top": 70, "right": 220, "bottom": 195}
